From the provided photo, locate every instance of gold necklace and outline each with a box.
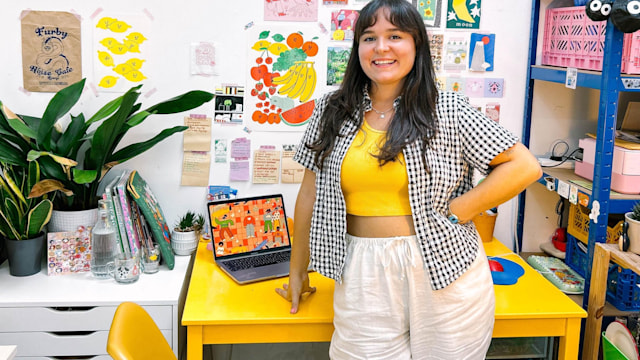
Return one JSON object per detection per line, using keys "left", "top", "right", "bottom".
{"left": 370, "top": 104, "right": 394, "bottom": 119}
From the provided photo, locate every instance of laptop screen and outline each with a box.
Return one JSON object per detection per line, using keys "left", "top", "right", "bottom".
{"left": 208, "top": 194, "right": 291, "bottom": 259}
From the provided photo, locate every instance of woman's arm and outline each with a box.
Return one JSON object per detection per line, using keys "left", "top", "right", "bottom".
{"left": 449, "top": 142, "right": 542, "bottom": 224}
{"left": 275, "top": 168, "right": 317, "bottom": 313}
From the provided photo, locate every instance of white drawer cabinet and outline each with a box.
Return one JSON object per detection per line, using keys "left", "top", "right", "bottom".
{"left": 0, "top": 256, "right": 191, "bottom": 359}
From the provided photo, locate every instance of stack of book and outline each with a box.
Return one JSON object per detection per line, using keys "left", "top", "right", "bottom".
{"left": 103, "top": 169, "right": 155, "bottom": 260}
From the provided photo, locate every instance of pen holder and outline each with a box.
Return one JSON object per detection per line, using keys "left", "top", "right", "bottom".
{"left": 473, "top": 210, "right": 497, "bottom": 243}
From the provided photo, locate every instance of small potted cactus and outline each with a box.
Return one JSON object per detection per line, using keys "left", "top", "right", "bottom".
{"left": 171, "top": 211, "right": 204, "bottom": 256}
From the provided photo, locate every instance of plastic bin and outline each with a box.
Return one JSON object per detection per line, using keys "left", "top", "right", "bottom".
{"left": 567, "top": 203, "right": 624, "bottom": 245}
{"left": 565, "top": 234, "right": 640, "bottom": 311}
{"left": 607, "top": 263, "right": 640, "bottom": 311}
{"left": 565, "top": 234, "right": 589, "bottom": 278}
{"left": 542, "top": 6, "right": 640, "bottom": 74}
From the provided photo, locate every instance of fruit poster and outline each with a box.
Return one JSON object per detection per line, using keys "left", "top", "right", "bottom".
{"left": 246, "top": 25, "right": 326, "bottom": 132}
{"left": 446, "top": 0, "right": 481, "bottom": 29}
{"left": 92, "top": 12, "right": 152, "bottom": 92}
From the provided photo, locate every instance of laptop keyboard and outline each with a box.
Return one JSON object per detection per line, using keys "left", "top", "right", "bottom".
{"left": 223, "top": 251, "right": 291, "bottom": 272}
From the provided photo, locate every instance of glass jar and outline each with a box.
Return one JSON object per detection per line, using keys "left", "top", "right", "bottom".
{"left": 90, "top": 199, "right": 118, "bottom": 278}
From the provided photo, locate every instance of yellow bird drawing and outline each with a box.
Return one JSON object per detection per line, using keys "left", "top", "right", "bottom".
{"left": 452, "top": 0, "right": 475, "bottom": 23}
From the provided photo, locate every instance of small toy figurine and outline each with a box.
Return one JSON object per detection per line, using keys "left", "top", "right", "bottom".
{"left": 585, "top": 0, "right": 640, "bottom": 33}
{"left": 585, "top": 0, "right": 613, "bottom": 21}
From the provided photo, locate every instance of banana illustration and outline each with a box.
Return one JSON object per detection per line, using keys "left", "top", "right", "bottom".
{"left": 277, "top": 63, "right": 305, "bottom": 95}
{"left": 272, "top": 65, "right": 298, "bottom": 85}
{"left": 287, "top": 64, "right": 309, "bottom": 99}
{"left": 299, "top": 63, "right": 317, "bottom": 103}
{"left": 452, "top": 0, "right": 475, "bottom": 23}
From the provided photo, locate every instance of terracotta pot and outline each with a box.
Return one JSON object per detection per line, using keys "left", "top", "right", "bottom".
{"left": 5, "top": 233, "right": 45, "bottom": 276}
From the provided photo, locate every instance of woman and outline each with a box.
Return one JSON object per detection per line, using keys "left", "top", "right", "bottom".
{"left": 275, "top": 0, "right": 542, "bottom": 358}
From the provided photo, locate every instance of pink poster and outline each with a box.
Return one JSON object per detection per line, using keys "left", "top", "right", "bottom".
{"left": 264, "top": 0, "right": 319, "bottom": 22}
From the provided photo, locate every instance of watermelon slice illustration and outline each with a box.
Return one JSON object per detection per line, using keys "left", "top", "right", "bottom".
{"left": 280, "top": 99, "right": 315, "bottom": 126}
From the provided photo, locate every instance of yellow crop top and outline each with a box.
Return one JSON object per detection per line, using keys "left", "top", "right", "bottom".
{"left": 341, "top": 120, "right": 412, "bottom": 216}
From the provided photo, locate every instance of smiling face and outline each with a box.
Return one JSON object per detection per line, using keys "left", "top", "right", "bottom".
{"left": 358, "top": 8, "right": 416, "bottom": 94}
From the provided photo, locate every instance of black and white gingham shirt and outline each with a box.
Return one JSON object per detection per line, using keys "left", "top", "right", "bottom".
{"left": 294, "top": 90, "right": 518, "bottom": 290}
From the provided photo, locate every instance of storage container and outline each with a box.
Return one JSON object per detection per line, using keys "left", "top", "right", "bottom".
{"left": 542, "top": 7, "right": 640, "bottom": 74}
{"left": 567, "top": 203, "right": 624, "bottom": 244}
{"left": 565, "top": 234, "right": 640, "bottom": 311}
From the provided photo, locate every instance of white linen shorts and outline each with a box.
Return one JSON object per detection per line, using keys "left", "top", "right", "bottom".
{"left": 330, "top": 234, "right": 495, "bottom": 360}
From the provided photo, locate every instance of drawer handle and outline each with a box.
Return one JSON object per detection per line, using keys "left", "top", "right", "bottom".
{"left": 48, "top": 306, "right": 96, "bottom": 312}
{"left": 48, "top": 331, "right": 97, "bottom": 336}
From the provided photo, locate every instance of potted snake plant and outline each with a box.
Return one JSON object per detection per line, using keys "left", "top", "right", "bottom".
{"left": 0, "top": 161, "right": 53, "bottom": 276}
{"left": 0, "top": 78, "right": 213, "bottom": 231}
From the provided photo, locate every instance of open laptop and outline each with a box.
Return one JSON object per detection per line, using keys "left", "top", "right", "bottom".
{"left": 207, "top": 194, "right": 294, "bottom": 284}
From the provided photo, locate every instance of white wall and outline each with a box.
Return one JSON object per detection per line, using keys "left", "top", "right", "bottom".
{"left": 1, "top": 0, "right": 534, "bottom": 250}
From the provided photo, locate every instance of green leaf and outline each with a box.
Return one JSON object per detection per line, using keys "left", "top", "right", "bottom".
{"left": 7, "top": 117, "right": 36, "bottom": 139}
{"left": 125, "top": 110, "right": 151, "bottom": 127}
{"left": 86, "top": 96, "right": 123, "bottom": 125}
{"left": 56, "top": 113, "right": 88, "bottom": 156}
{"left": 3, "top": 198, "right": 22, "bottom": 239}
{"left": 37, "top": 79, "right": 86, "bottom": 151}
{"left": 144, "top": 91, "right": 214, "bottom": 114}
{"left": 88, "top": 87, "right": 140, "bottom": 171}
{"left": 72, "top": 169, "right": 98, "bottom": 184}
{"left": 26, "top": 199, "right": 52, "bottom": 238}
{"left": 0, "top": 205, "right": 20, "bottom": 240}
{"left": 0, "top": 140, "right": 27, "bottom": 166}
{"left": 109, "top": 125, "right": 188, "bottom": 163}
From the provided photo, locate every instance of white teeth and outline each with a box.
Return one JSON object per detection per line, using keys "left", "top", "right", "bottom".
{"left": 374, "top": 60, "right": 394, "bottom": 65}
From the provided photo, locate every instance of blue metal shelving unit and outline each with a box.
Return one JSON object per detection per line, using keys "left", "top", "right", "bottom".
{"left": 520, "top": 0, "right": 640, "bottom": 311}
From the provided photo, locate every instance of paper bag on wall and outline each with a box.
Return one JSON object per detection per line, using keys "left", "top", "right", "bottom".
{"left": 21, "top": 10, "right": 82, "bottom": 92}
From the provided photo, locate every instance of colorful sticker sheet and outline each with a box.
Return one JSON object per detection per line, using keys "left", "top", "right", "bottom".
{"left": 47, "top": 229, "right": 92, "bottom": 276}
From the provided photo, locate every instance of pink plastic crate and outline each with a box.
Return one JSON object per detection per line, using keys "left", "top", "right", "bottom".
{"left": 542, "top": 6, "right": 640, "bottom": 74}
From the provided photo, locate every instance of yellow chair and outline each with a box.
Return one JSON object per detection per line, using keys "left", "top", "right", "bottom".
{"left": 107, "top": 301, "right": 177, "bottom": 360}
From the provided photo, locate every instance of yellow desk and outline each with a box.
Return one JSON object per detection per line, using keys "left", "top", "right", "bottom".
{"left": 183, "top": 240, "right": 586, "bottom": 360}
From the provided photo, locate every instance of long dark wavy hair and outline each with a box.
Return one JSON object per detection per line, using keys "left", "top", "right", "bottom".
{"left": 309, "top": 0, "right": 439, "bottom": 170}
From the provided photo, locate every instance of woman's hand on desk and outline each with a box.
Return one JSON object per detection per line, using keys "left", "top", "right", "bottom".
{"left": 275, "top": 271, "right": 316, "bottom": 314}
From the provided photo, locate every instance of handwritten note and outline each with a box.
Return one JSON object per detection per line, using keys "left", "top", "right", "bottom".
{"left": 281, "top": 145, "right": 304, "bottom": 183}
{"left": 253, "top": 149, "right": 280, "bottom": 184}
{"left": 230, "top": 161, "right": 250, "bottom": 181}
{"left": 181, "top": 151, "right": 210, "bottom": 186}
{"left": 184, "top": 115, "right": 211, "bottom": 151}
{"left": 231, "top": 137, "right": 251, "bottom": 160}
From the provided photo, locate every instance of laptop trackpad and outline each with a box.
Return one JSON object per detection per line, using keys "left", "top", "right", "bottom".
{"left": 230, "top": 262, "right": 290, "bottom": 283}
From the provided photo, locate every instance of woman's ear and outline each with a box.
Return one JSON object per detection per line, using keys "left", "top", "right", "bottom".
{"left": 586, "top": 0, "right": 614, "bottom": 21}
{"left": 611, "top": 0, "right": 640, "bottom": 33}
